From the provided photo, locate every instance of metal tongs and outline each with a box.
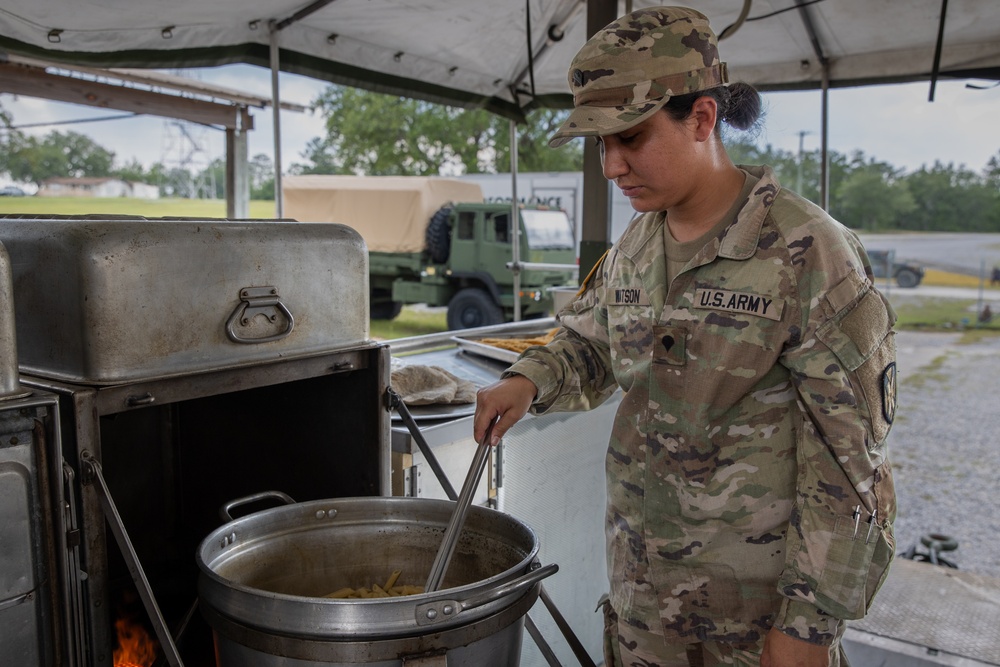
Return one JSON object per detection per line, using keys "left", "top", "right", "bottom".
{"left": 424, "top": 419, "right": 495, "bottom": 592}
{"left": 388, "top": 387, "right": 596, "bottom": 667}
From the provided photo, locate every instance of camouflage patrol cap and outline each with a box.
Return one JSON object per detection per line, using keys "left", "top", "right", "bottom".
{"left": 549, "top": 6, "right": 729, "bottom": 148}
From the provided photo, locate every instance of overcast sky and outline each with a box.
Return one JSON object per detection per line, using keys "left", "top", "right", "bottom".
{"left": 2, "top": 63, "right": 999, "bottom": 181}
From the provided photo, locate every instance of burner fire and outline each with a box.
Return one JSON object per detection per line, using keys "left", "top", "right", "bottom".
{"left": 113, "top": 615, "right": 158, "bottom": 667}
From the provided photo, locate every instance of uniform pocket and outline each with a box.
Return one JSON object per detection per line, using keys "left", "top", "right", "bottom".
{"left": 814, "top": 512, "right": 893, "bottom": 620}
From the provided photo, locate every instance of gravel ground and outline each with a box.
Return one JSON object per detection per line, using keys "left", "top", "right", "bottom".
{"left": 888, "top": 328, "right": 1000, "bottom": 578}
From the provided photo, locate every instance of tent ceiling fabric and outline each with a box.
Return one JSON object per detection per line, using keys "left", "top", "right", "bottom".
{"left": 1, "top": 0, "right": 999, "bottom": 120}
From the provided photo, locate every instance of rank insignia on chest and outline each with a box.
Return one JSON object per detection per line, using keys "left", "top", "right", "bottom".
{"left": 611, "top": 287, "right": 649, "bottom": 306}
{"left": 693, "top": 288, "right": 783, "bottom": 321}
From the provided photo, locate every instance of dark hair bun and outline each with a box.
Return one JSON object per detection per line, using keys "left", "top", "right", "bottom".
{"left": 721, "top": 82, "right": 761, "bottom": 131}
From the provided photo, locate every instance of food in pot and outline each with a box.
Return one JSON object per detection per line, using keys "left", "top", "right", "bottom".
{"left": 476, "top": 328, "right": 559, "bottom": 354}
{"left": 324, "top": 570, "right": 425, "bottom": 598}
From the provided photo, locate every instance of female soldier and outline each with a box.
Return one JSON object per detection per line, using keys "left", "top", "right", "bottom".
{"left": 474, "top": 6, "right": 897, "bottom": 667}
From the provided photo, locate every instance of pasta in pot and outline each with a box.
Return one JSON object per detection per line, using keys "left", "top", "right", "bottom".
{"left": 324, "top": 570, "right": 425, "bottom": 598}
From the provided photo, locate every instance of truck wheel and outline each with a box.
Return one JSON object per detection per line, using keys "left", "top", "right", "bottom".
{"left": 895, "top": 268, "right": 920, "bottom": 288}
{"left": 425, "top": 206, "right": 452, "bottom": 264}
{"left": 447, "top": 288, "right": 504, "bottom": 330}
{"left": 370, "top": 300, "right": 403, "bottom": 320}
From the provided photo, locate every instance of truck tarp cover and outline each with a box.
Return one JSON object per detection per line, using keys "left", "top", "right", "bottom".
{"left": 282, "top": 175, "right": 484, "bottom": 254}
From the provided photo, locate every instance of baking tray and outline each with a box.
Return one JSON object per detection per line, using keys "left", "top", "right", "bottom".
{"left": 451, "top": 327, "right": 557, "bottom": 365}
{"left": 390, "top": 402, "right": 476, "bottom": 423}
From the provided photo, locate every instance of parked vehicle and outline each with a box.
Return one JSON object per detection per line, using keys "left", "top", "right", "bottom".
{"left": 867, "top": 249, "right": 924, "bottom": 288}
{"left": 283, "top": 175, "right": 577, "bottom": 329}
{"left": 0, "top": 185, "right": 25, "bottom": 196}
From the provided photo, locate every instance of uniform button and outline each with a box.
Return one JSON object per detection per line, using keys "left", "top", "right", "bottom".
{"left": 661, "top": 335, "right": 674, "bottom": 351}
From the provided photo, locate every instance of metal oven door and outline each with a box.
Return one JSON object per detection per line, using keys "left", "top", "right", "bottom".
{"left": 0, "top": 392, "right": 65, "bottom": 667}
{"left": 22, "top": 343, "right": 390, "bottom": 667}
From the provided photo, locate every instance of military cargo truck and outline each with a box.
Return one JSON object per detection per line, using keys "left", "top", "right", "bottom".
{"left": 283, "top": 175, "right": 577, "bottom": 329}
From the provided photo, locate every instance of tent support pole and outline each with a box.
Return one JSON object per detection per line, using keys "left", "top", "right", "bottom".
{"left": 510, "top": 119, "right": 521, "bottom": 322}
{"left": 225, "top": 112, "right": 250, "bottom": 219}
{"left": 267, "top": 1, "right": 338, "bottom": 219}
{"left": 929, "top": 0, "right": 950, "bottom": 101}
{"left": 579, "top": 0, "right": 618, "bottom": 282}
{"left": 820, "top": 64, "right": 830, "bottom": 211}
{"left": 270, "top": 21, "right": 284, "bottom": 218}
{"left": 794, "top": 0, "right": 831, "bottom": 211}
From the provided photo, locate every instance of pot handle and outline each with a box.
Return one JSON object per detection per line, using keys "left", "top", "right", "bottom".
{"left": 414, "top": 562, "right": 558, "bottom": 626}
{"left": 219, "top": 490, "right": 296, "bottom": 522}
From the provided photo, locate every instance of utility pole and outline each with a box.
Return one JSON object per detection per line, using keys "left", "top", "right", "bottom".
{"left": 797, "top": 130, "right": 814, "bottom": 195}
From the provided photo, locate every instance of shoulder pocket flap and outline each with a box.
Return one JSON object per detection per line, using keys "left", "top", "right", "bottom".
{"left": 817, "top": 286, "right": 891, "bottom": 371}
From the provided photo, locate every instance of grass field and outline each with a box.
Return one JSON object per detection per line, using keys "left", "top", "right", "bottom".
{"left": 370, "top": 308, "right": 449, "bottom": 340}
{"left": 892, "top": 298, "right": 997, "bottom": 331}
{"left": 0, "top": 196, "right": 277, "bottom": 219}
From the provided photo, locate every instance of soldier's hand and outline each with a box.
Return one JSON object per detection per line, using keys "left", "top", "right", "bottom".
{"left": 760, "top": 627, "right": 830, "bottom": 667}
{"left": 474, "top": 375, "right": 537, "bottom": 446}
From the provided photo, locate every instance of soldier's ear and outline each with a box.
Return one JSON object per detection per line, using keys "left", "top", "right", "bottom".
{"left": 690, "top": 96, "right": 718, "bottom": 142}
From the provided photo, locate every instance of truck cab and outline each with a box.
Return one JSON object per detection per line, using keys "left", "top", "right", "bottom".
{"left": 397, "top": 202, "right": 577, "bottom": 329}
{"left": 867, "top": 249, "right": 924, "bottom": 288}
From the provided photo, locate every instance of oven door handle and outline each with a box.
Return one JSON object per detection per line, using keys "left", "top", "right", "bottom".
{"left": 0, "top": 590, "right": 32, "bottom": 613}
{"left": 225, "top": 286, "right": 295, "bottom": 344}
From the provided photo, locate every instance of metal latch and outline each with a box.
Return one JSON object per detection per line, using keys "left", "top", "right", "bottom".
{"left": 225, "top": 286, "right": 295, "bottom": 344}
{"left": 401, "top": 654, "right": 447, "bottom": 666}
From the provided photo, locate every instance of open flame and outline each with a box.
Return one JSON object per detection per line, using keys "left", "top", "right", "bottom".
{"left": 113, "top": 615, "right": 159, "bottom": 667}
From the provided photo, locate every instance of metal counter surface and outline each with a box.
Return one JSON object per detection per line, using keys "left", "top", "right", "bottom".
{"left": 387, "top": 318, "right": 556, "bottom": 434}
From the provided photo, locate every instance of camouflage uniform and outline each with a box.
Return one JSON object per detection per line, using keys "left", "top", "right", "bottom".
{"left": 505, "top": 165, "right": 898, "bottom": 649}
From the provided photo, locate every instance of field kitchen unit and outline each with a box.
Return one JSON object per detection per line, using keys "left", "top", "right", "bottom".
{"left": 0, "top": 215, "right": 387, "bottom": 665}
{"left": 0, "top": 214, "right": 616, "bottom": 667}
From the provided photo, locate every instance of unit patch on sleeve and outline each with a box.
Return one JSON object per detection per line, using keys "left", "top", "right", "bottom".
{"left": 881, "top": 361, "right": 897, "bottom": 424}
{"left": 611, "top": 287, "right": 649, "bottom": 306}
{"left": 694, "top": 288, "right": 783, "bottom": 321}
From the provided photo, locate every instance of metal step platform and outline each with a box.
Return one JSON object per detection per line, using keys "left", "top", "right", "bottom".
{"left": 844, "top": 558, "right": 1000, "bottom": 666}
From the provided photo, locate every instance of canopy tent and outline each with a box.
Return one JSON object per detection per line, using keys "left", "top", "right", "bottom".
{"left": 2, "top": 0, "right": 999, "bottom": 119}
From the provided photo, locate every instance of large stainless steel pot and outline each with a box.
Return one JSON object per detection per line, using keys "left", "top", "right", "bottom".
{"left": 196, "top": 495, "right": 557, "bottom": 666}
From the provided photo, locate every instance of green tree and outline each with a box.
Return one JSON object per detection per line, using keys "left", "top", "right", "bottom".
{"left": 299, "top": 86, "right": 582, "bottom": 175}
{"left": 984, "top": 152, "right": 1000, "bottom": 231}
{"left": 6, "top": 130, "right": 115, "bottom": 185}
{"left": 985, "top": 151, "right": 1000, "bottom": 190}
{"left": 723, "top": 138, "right": 827, "bottom": 205}
{"left": 834, "top": 168, "right": 915, "bottom": 232}
{"left": 903, "top": 161, "right": 996, "bottom": 232}
{"left": 198, "top": 158, "right": 226, "bottom": 199}
{"left": 0, "top": 102, "right": 25, "bottom": 178}
{"left": 192, "top": 154, "right": 275, "bottom": 201}
{"left": 144, "top": 162, "right": 169, "bottom": 191}
{"left": 489, "top": 109, "right": 584, "bottom": 173}
{"left": 113, "top": 158, "right": 149, "bottom": 183}
{"left": 249, "top": 153, "right": 275, "bottom": 200}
